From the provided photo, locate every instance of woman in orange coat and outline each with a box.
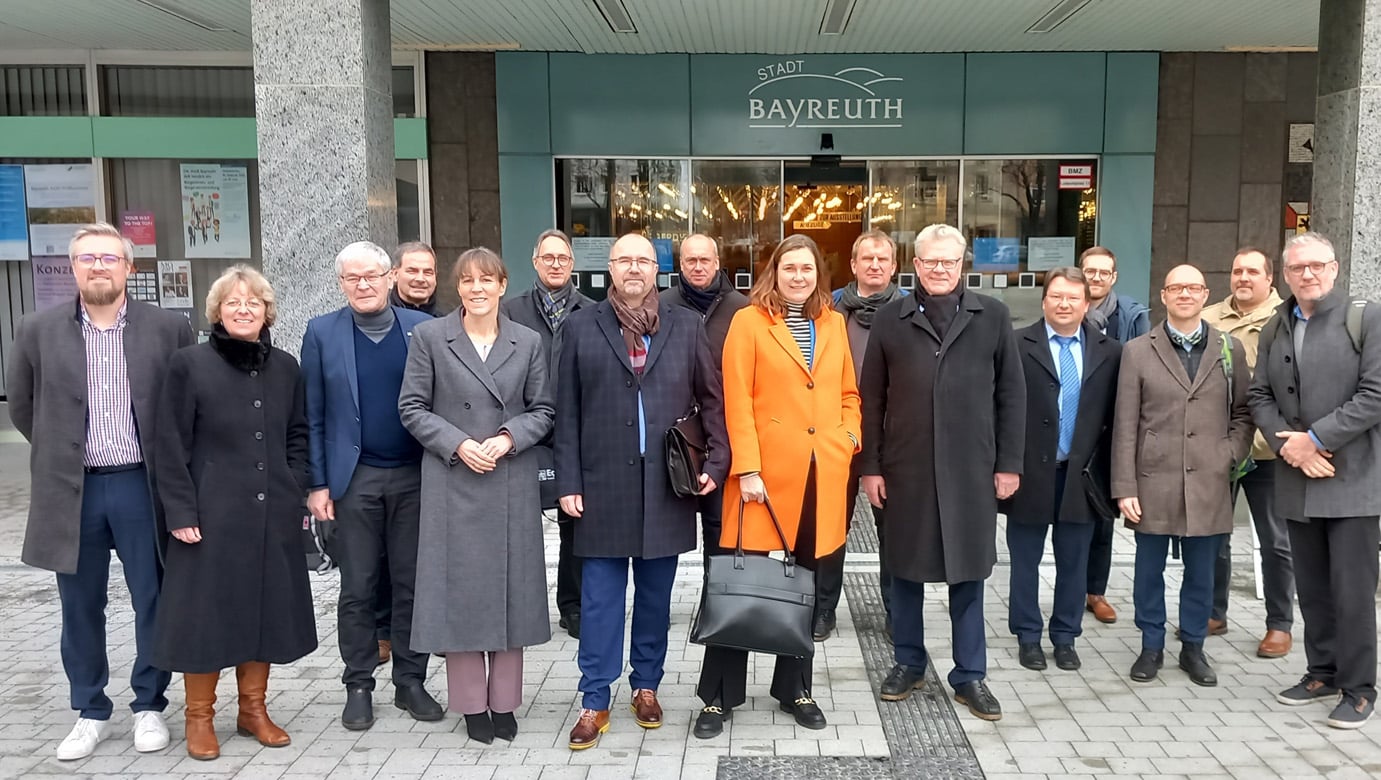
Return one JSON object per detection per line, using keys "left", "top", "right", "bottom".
{"left": 692, "top": 233, "right": 862, "bottom": 739}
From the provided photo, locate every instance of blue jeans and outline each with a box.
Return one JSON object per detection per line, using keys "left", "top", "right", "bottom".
{"left": 1133, "top": 532, "right": 1223, "bottom": 649}
{"left": 578, "top": 555, "right": 678, "bottom": 710}
{"left": 891, "top": 576, "right": 986, "bottom": 689}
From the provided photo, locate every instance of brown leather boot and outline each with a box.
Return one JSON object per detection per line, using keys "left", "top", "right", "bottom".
{"left": 235, "top": 662, "right": 291, "bottom": 747}
{"left": 183, "top": 672, "right": 221, "bottom": 760}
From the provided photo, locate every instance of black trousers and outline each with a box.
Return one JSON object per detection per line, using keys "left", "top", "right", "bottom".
{"left": 1212, "top": 460, "right": 1295, "bottom": 630}
{"left": 697, "top": 466, "right": 823, "bottom": 709}
{"left": 556, "top": 509, "right": 582, "bottom": 618}
{"left": 815, "top": 462, "right": 890, "bottom": 615}
{"left": 1288, "top": 515, "right": 1379, "bottom": 698}
{"left": 700, "top": 485, "right": 725, "bottom": 571}
{"left": 1086, "top": 517, "right": 1115, "bottom": 596}
{"left": 335, "top": 463, "right": 427, "bottom": 689}
{"left": 375, "top": 554, "right": 393, "bottom": 641}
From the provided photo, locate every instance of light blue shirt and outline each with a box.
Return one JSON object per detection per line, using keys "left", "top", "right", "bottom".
{"left": 637, "top": 334, "right": 650, "bottom": 455}
{"left": 1045, "top": 321, "right": 1084, "bottom": 384}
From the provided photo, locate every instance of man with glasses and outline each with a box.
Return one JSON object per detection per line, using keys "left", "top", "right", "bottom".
{"left": 1201, "top": 247, "right": 1292, "bottom": 658}
{"left": 1078, "top": 246, "right": 1150, "bottom": 624}
{"left": 821, "top": 230, "right": 909, "bottom": 640}
{"left": 1249, "top": 232, "right": 1381, "bottom": 729}
{"left": 1111, "top": 265, "right": 1252, "bottom": 687}
{"left": 301, "top": 241, "right": 441, "bottom": 730}
{"left": 504, "top": 229, "right": 594, "bottom": 639}
{"left": 861, "top": 223, "right": 1025, "bottom": 721}
{"left": 8, "top": 222, "right": 194, "bottom": 759}
{"left": 556, "top": 232, "right": 727, "bottom": 750}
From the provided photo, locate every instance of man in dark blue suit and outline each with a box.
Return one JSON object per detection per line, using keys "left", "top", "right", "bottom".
{"left": 1000, "top": 267, "right": 1121, "bottom": 674}
{"left": 556, "top": 233, "right": 729, "bottom": 751}
{"left": 301, "top": 241, "right": 441, "bottom": 731}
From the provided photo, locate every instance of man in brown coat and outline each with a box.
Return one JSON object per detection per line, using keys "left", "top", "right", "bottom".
{"left": 1112, "top": 264, "right": 1254, "bottom": 687}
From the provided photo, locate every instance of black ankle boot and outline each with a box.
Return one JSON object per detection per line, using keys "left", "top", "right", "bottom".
{"left": 464, "top": 712, "right": 494, "bottom": 744}
{"left": 1178, "top": 642, "right": 1217, "bottom": 687}
{"left": 491, "top": 711, "right": 517, "bottom": 741}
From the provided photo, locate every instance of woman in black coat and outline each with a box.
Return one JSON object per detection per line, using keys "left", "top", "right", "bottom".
{"left": 153, "top": 265, "right": 316, "bottom": 761}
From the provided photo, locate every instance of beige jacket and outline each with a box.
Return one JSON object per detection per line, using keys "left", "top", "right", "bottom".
{"left": 1202, "top": 289, "right": 1284, "bottom": 461}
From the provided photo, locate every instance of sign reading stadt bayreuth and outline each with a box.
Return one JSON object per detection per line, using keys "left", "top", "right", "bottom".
{"left": 689, "top": 54, "right": 964, "bottom": 157}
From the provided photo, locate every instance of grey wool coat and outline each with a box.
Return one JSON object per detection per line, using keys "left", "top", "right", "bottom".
{"left": 1111, "top": 324, "right": 1255, "bottom": 537}
{"left": 398, "top": 312, "right": 555, "bottom": 653}
{"left": 1248, "top": 292, "right": 1381, "bottom": 520}
{"left": 6, "top": 298, "right": 195, "bottom": 574}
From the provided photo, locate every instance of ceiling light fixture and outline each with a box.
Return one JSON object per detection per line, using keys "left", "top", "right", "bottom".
{"left": 1223, "top": 45, "right": 1318, "bottom": 52}
{"left": 1026, "top": 0, "right": 1095, "bottom": 34}
{"left": 592, "top": 0, "right": 638, "bottom": 34}
{"left": 819, "top": 0, "right": 859, "bottom": 35}
{"left": 134, "top": 0, "right": 231, "bottom": 32}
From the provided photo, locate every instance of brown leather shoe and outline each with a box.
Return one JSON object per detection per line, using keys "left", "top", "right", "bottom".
{"left": 1208, "top": 618, "right": 1228, "bottom": 636}
{"left": 183, "top": 672, "right": 220, "bottom": 760}
{"left": 1086, "top": 595, "right": 1117, "bottom": 624}
{"left": 1257, "top": 629, "right": 1292, "bottom": 658}
{"left": 234, "top": 662, "right": 290, "bottom": 747}
{"left": 568, "top": 708, "right": 610, "bottom": 750}
{"left": 630, "top": 689, "right": 663, "bottom": 729}
{"left": 378, "top": 640, "right": 392, "bottom": 664}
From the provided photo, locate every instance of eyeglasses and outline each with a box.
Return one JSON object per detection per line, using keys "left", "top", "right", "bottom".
{"left": 918, "top": 258, "right": 962, "bottom": 271}
{"left": 537, "top": 253, "right": 573, "bottom": 267}
{"left": 1163, "top": 284, "right": 1208, "bottom": 295}
{"left": 1283, "top": 260, "right": 1334, "bottom": 278}
{"left": 74, "top": 254, "right": 125, "bottom": 268}
{"left": 222, "top": 298, "right": 265, "bottom": 311}
{"left": 1082, "top": 268, "right": 1115, "bottom": 280}
{"left": 611, "top": 256, "right": 657, "bottom": 270}
{"left": 340, "top": 273, "right": 386, "bottom": 287}
{"left": 1046, "top": 294, "right": 1086, "bottom": 306}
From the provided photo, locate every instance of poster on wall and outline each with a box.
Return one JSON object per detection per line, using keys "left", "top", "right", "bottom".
{"left": 31, "top": 256, "right": 78, "bottom": 310}
{"left": 571, "top": 236, "right": 617, "bottom": 272}
{"left": 1026, "top": 236, "right": 1076, "bottom": 271}
{"left": 24, "top": 164, "right": 96, "bottom": 256}
{"left": 971, "top": 237, "right": 1021, "bottom": 272}
{"left": 158, "top": 260, "right": 194, "bottom": 309}
{"left": 0, "top": 165, "right": 29, "bottom": 260}
{"left": 180, "top": 163, "right": 251, "bottom": 259}
{"left": 120, "top": 211, "right": 158, "bottom": 258}
{"left": 127, "top": 271, "right": 159, "bottom": 302}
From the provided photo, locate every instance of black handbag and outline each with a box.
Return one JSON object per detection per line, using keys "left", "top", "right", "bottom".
{"left": 690, "top": 497, "right": 816, "bottom": 659}
{"left": 535, "top": 444, "right": 559, "bottom": 511}
{"left": 1080, "top": 444, "right": 1119, "bottom": 521}
{"left": 665, "top": 406, "right": 708, "bottom": 498}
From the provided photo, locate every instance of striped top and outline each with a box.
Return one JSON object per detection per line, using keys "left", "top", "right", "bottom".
{"left": 80, "top": 301, "right": 143, "bottom": 468}
{"left": 784, "top": 302, "right": 813, "bottom": 370}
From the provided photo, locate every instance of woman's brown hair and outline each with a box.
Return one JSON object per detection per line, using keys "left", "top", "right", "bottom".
{"left": 749, "top": 234, "right": 832, "bottom": 320}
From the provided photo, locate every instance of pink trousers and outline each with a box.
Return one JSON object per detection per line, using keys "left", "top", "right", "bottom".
{"left": 444, "top": 649, "right": 523, "bottom": 715}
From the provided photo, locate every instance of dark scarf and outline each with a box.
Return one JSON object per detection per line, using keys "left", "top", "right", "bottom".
{"left": 538, "top": 280, "right": 576, "bottom": 332}
{"left": 917, "top": 284, "right": 964, "bottom": 341}
{"left": 609, "top": 287, "right": 661, "bottom": 370}
{"left": 680, "top": 272, "right": 724, "bottom": 314}
{"left": 210, "top": 323, "right": 272, "bottom": 372}
{"left": 1086, "top": 292, "right": 1118, "bottom": 333}
{"left": 389, "top": 286, "right": 437, "bottom": 316}
{"left": 836, "top": 281, "right": 903, "bottom": 329}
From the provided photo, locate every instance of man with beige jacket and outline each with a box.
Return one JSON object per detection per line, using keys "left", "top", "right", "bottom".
{"left": 1202, "top": 247, "right": 1293, "bottom": 659}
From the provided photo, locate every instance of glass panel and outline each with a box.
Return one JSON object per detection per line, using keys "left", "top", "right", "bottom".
{"left": 868, "top": 160, "right": 960, "bottom": 264}
{"left": 961, "top": 158, "right": 1098, "bottom": 325}
{"left": 396, "top": 159, "right": 421, "bottom": 242}
{"left": 392, "top": 66, "right": 417, "bottom": 117}
{"left": 1, "top": 66, "right": 87, "bottom": 116}
{"left": 99, "top": 66, "right": 415, "bottom": 118}
{"left": 782, "top": 161, "right": 868, "bottom": 294}
{"left": 689, "top": 160, "right": 780, "bottom": 284}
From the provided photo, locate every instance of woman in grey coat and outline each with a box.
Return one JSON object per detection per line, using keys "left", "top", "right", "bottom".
{"left": 398, "top": 248, "right": 554, "bottom": 745}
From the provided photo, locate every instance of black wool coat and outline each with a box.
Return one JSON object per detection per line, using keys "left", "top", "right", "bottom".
{"left": 859, "top": 291, "right": 1026, "bottom": 584}
{"left": 152, "top": 330, "right": 317, "bottom": 672}
{"left": 1000, "top": 320, "right": 1121, "bottom": 526}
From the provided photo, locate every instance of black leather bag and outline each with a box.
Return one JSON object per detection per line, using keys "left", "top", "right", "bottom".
{"left": 535, "top": 444, "right": 559, "bottom": 511}
{"left": 690, "top": 497, "right": 816, "bottom": 659}
{"left": 665, "top": 407, "right": 708, "bottom": 498}
{"left": 1081, "top": 445, "right": 1119, "bottom": 521}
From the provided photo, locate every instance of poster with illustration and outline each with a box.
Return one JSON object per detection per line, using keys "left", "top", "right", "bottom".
{"left": 971, "top": 237, "right": 1022, "bottom": 273}
{"left": 180, "top": 163, "right": 251, "bottom": 259}
{"left": 24, "top": 164, "right": 96, "bottom": 256}
{"left": 158, "top": 260, "right": 194, "bottom": 309}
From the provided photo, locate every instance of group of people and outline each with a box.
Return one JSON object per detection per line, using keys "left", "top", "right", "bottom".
{"left": 7, "top": 218, "right": 1380, "bottom": 764}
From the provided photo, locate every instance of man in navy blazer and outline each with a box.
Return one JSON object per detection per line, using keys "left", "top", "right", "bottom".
{"left": 555, "top": 233, "right": 729, "bottom": 751}
{"left": 301, "top": 241, "right": 440, "bottom": 731}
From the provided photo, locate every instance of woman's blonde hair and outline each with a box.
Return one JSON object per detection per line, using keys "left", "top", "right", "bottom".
{"left": 749, "top": 234, "right": 832, "bottom": 320}
{"left": 205, "top": 264, "right": 278, "bottom": 327}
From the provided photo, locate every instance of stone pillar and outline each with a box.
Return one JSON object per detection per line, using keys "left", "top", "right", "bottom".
{"left": 1313, "top": 0, "right": 1381, "bottom": 299}
{"left": 250, "top": 0, "right": 397, "bottom": 353}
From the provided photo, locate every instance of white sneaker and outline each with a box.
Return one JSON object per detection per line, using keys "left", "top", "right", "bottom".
{"left": 56, "top": 717, "right": 111, "bottom": 760}
{"left": 132, "top": 710, "right": 170, "bottom": 752}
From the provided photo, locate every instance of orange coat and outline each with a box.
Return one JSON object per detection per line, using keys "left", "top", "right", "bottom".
{"left": 719, "top": 305, "right": 861, "bottom": 558}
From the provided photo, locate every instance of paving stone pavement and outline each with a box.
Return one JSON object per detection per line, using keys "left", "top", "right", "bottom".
{"left": 2, "top": 414, "right": 1381, "bottom": 778}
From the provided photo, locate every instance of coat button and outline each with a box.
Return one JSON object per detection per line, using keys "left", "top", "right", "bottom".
{"left": 626, "top": 380, "right": 633, "bottom": 387}
{"left": 254, "top": 431, "right": 263, "bottom": 440}
{"left": 1042, "top": 455, "right": 1049, "bottom": 463}
{"left": 253, "top": 400, "right": 262, "bottom": 408}
{"left": 496, "top": 401, "right": 503, "bottom": 409}
{"left": 1284, "top": 355, "right": 1292, "bottom": 363}
{"left": 1042, "top": 418, "right": 1050, "bottom": 426}
{"left": 807, "top": 381, "right": 814, "bottom": 389}
{"left": 256, "top": 462, "right": 264, "bottom": 470}
{"left": 1187, "top": 432, "right": 1195, "bottom": 438}
{"left": 1287, "top": 387, "right": 1296, "bottom": 394}
{"left": 256, "top": 492, "right": 265, "bottom": 501}
{"left": 1186, "top": 467, "right": 1194, "bottom": 473}
{"left": 1049, "top": 382, "right": 1056, "bottom": 389}
{"left": 935, "top": 350, "right": 941, "bottom": 358}
{"left": 464, "top": 402, "right": 471, "bottom": 409}
{"left": 250, "top": 370, "right": 258, "bottom": 377}
{"left": 627, "top": 458, "right": 635, "bottom": 466}
{"left": 626, "top": 420, "right": 634, "bottom": 426}
{"left": 808, "top": 427, "right": 815, "bottom": 434}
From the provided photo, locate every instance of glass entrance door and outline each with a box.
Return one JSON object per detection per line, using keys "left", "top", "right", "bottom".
{"left": 782, "top": 161, "right": 867, "bottom": 293}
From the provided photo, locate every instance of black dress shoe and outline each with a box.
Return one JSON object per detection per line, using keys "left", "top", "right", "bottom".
{"left": 812, "top": 609, "right": 837, "bottom": 641}
{"left": 779, "top": 696, "right": 827, "bottom": 729}
{"left": 879, "top": 664, "right": 926, "bottom": 702}
{"left": 394, "top": 683, "right": 444, "bottom": 721}
{"left": 1053, "top": 644, "right": 1081, "bottom": 671}
{"left": 953, "top": 680, "right": 1002, "bottom": 721}
{"left": 692, "top": 704, "right": 731, "bottom": 739}
{"left": 491, "top": 711, "right": 518, "bottom": 741}
{"left": 1178, "top": 642, "right": 1217, "bottom": 687}
{"left": 563, "top": 613, "right": 581, "bottom": 640}
{"left": 1129, "top": 649, "right": 1164, "bottom": 682}
{"left": 342, "top": 687, "right": 375, "bottom": 731}
{"left": 464, "top": 712, "right": 494, "bottom": 744}
{"left": 1018, "top": 643, "right": 1047, "bottom": 671}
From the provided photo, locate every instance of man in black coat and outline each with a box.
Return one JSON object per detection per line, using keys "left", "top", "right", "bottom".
{"left": 1000, "top": 267, "right": 1120, "bottom": 674}
{"left": 7, "top": 223, "right": 194, "bottom": 760}
{"left": 556, "top": 233, "right": 728, "bottom": 751}
{"left": 502, "top": 228, "right": 594, "bottom": 639}
{"left": 659, "top": 233, "right": 748, "bottom": 571}
{"left": 388, "top": 241, "right": 443, "bottom": 316}
{"left": 860, "top": 224, "right": 1025, "bottom": 722}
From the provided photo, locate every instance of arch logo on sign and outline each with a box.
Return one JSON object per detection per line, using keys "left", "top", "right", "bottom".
{"left": 748, "top": 60, "right": 904, "bottom": 129}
